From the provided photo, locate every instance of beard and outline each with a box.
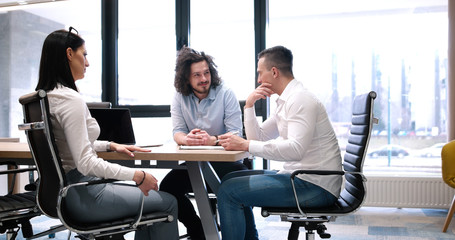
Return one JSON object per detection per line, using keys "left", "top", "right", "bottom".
{"left": 193, "top": 82, "right": 210, "bottom": 95}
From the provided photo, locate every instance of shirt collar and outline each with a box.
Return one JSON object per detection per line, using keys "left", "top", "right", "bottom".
{"left": 276, "top": 78, "right": 297, "bottom": 105}
{"left": 207, "top": 85, "right": 218, "bottom": 101}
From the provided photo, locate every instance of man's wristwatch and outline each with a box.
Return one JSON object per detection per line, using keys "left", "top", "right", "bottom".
{"left": 214, "top": 135, "right": 219, "bottom": 146}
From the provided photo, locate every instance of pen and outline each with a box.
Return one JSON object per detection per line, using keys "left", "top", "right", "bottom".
{"left": 230, "top": 130, "right": 240, "bottom": 136}
{"left": 138, "top": 144, "right": 163, "bottom": 148}
{"left": 215, "top": 131, "right": 240, "bottom": 143}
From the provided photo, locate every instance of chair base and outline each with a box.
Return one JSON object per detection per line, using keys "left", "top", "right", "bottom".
{"left": 3, "top": 223, "right": 66, "bottom": 240}
{"left": 29, "top": 224, "right": 66, "bottom": 239}
{"left": 75, "top": 232, "right": 127, "bottom": 240}
{"left": 287, "top": 221, "right": 331, "bottom": 240}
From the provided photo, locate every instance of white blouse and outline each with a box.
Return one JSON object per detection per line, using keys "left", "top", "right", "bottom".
{"left": 245, "top": 79, "right": 343, "bottom": 197}
{"left": 47, "top": 85, "right": 135, "bottom": 181}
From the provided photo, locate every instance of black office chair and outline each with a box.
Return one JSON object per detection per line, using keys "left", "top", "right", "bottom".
{"left": 261, "top": 91, "right": 377, "bottom": 240}
{"left": 0, "top": 162, "right": 39, "bottom": 240}
{"left": 18, "top": 90, "right": 173, "bottom": 240}
{"left": 0, "top": 161, "right": 66, "bottom": 240}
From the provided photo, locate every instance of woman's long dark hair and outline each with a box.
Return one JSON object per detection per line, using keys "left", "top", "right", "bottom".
{"left": 174, "top": 46, "right": 222, "bottom": 96}
{"left": 36, "top": 28, "right": 85, "bottom": 92}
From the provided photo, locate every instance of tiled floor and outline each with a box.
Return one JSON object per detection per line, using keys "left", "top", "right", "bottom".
{"left": 1, "top": 207, "right": 454, "bottom": 240}
{"left": 255, "top": 207, "right": 455, "bottom": 240}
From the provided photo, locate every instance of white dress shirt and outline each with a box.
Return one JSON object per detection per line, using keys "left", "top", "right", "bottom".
{"left": 245, "top": 79, "right": 342, "bottom": 197}
{"left": 47, "top": 85, "right": 135, "bottom": 181}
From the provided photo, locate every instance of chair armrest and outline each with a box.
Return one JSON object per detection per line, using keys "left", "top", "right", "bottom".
{"left": 0, "top": 167, "right": 37, "bottom": 175}
{"left": 59, "top": 179, "right": 145, "bottom": 229}
{"left": 0, "top": 161, "right": 37, "bottom": 194}
{"left": 290, "top": 170, "right": 344, "bottom": 179}
{"left": 289, "top": 169, "right": 365, "bottom": 217}
{"left": 0, "top": 161, "right": 18, "bottom": 170}
{"left": 85, "top": 178, "right": 117, "bottom": 186}
{"left": 291, "top": 170, "right": 366, "bottom": 182}
{"left": 0, "top": 161, "right": 36, "bottom": 175}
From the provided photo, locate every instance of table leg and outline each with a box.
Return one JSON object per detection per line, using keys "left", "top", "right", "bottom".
{"left": 186, "top": 161, "right": 220, "bottom": 240}
{"left": 200, "top": 161, "right": 220, "bottom": 194}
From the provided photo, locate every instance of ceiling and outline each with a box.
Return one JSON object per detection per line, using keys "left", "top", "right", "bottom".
{"left": 0, "top": 0, "right": 100, "bottom": 33}
{"left": 0, "top": 0, "right": 447, "bottom": 32}
{"left": 0, "top": 0, "right": 67, "bottom": 8}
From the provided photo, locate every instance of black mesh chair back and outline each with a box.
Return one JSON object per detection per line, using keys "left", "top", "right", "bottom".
{"left": 261, "top": 91, "right": 377, "bottom": 240}
{"left": 19, "top": 90, "right": 65, "bottom": 219}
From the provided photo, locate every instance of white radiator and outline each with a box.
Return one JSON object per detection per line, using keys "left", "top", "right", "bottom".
{"left": 363, "top": 176, "right": 455, "bottom": 209}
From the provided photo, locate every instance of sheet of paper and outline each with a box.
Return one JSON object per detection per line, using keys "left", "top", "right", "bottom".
{"left": 179, "top": 145, "right": 225, "bottom": 150}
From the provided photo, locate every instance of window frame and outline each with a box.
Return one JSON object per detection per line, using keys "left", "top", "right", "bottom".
{"left": 100, "top": 0, "right": 268, "bottom": 120}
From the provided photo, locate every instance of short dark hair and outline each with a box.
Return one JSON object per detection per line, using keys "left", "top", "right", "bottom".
{"left": 36, "top": 28, "right": 85, "bottom": 92}
{"left": 258, "top": 45, "right": 294, "bottom": 78}
{"left": 174, "top": 46, "right": 221, "bottom": 96}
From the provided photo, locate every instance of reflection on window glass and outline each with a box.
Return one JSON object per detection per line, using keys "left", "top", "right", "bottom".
{"left": 0, "top": 0, "right": 101, "bottom": 140}
{"left": 268, "top": 0, "right": 448, "bottom": 175}
{"left": 191, "top": 0, "right": 255, "bottom": 100}
{"left": 118, "top": 0, "right": 176, "bottom": 105}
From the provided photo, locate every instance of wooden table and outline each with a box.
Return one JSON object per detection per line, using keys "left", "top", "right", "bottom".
{"left": 0, "top": 142, "right": 250, "bottom": 240}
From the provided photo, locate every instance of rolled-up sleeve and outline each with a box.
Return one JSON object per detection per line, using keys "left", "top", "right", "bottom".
{"left": 223, "top": 89, "right": 242, "bottom": 135}
{"left": 171, "top": 92, "right": 190, "bottom": 135}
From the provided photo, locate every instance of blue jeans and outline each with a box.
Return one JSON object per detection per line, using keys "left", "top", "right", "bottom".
{"left": 217, "top": 170, "right": 337, "bottom": 240}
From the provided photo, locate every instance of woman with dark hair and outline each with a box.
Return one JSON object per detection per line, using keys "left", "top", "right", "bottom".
{"left": 36, "top": 28, "right": 179, "bottom": 240}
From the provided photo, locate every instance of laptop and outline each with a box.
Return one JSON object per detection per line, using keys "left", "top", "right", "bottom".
{"left": 89, "top": 108, "right": 136, "bottom": 145}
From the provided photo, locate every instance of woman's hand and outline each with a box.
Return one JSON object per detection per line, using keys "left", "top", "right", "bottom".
{"left": 133, "top": 170, "right": 158, "bottom": 196}
{"left": 109, "top": 142, "right": 151, "bottom": 157}
{"left": 218, "top": 134, "right": 250, "bottom": 151}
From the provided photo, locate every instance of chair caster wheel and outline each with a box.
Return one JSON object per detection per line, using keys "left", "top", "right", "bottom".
{"left": 320, "top": 233, "right": 331, "bottom": 238}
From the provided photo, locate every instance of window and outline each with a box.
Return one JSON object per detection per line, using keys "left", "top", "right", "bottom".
{"left": 267, "top": 0, "right": 448, "bottom": 175}
{"left": 190, "top": 0, "right": 255, "bottom": 101}
{"left": 118, "top": 0, "right": 176, "bottom": 105}
{"left": 0, "top": 0, "right": 101, "bottom": 140}
{"left": 1, "top": 0, "right": 448, "bottom": 176}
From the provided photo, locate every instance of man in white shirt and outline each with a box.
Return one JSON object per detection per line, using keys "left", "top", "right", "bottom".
{"left": 217, "top": 46, "right": 342, "bottom": 240}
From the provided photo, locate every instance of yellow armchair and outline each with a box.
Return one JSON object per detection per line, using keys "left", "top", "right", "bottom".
{"left": 441, "top": 140, "right": 455, "bottom": 232}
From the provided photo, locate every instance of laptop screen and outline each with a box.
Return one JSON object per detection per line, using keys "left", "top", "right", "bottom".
{"left": 88, "top": 108, "right": 136, "bottom": 145}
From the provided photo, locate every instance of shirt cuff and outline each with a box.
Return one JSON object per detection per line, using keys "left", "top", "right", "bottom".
{"left": 94, "top": 140, "right": 110, "bottom": 152}
{"left": 243, "top": 107, "right": 256, "bottom": 119}
{"left": 121, "top": 167, "right": 136, "bottom": 181}
{"left": 248, "top": 140, "right": 264, "bottom": 156}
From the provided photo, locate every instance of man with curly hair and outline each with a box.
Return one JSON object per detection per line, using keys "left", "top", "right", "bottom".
{"left": 159, "top": 46, "right": 248, "bottom": 240}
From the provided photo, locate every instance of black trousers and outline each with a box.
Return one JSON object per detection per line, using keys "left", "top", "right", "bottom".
{"left": 159, "top": 161, "right": 248, "bottom": 240}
